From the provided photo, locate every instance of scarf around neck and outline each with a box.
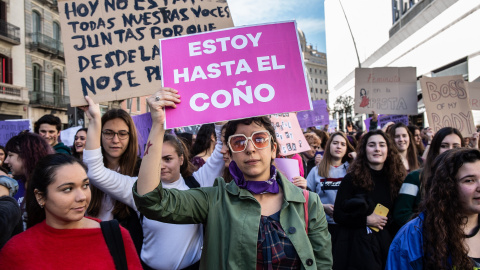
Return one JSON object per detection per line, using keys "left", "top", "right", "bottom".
{"left": 229, "top": 161, "right": 279, "bottom": 194}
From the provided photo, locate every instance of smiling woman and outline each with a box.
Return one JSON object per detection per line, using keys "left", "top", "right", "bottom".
{"left": 0, "top": 154, "right": 142, "bottom": 269}
{"left": 332, "top": 130, "right": 406, "bottom": 270}
{"left": 133, "top": 88, "right": 333, "bottom": 269}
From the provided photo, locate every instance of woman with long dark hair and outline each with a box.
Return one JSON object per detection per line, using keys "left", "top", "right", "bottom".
{"left": 393, "top": 127, "right": 464, "bottom": 228}
{"left": 190, "top": 124, "right": 216, "bottom": 170}
{"left": 72, "top": 128, "right": 88, "bottom": 160}
{"left": 408, "top": 125, "right": 425, "bottom": 156}
{"left": 0, "top": 154, "right": 142, "bottom": 269}
{"left": 4, "top": 132, "right": 55, "bottom": 227}
{"left": 333, "top": 130, "right": 406, "bottom": 270}
{"left": 387, "top": 148, "right": 480, "bottom": 269}
{"left": 306, "top": 132, "right": 354, "bottom": 242}
{"left": 133, "top": 88, "right": 332, "bottom": 269}
{"left": 388, "top": 123, "right": 420, "bottom": 172}
{"left": 82, "top": 95, "right": 225, "bottom": 269}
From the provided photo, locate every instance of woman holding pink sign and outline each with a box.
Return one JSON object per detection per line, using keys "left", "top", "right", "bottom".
{"left": 133, "top": 88, "right": 332, "bottom": 269}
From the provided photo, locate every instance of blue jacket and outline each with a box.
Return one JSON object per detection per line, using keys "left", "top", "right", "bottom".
{"left": 386, "top": 213, "right": 425, "bottom": 270}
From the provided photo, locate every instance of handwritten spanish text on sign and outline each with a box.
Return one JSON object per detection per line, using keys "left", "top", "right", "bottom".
{"left": 466, "top": 81, "right": 480, "bottom": 110}
{"left": 58, "top": 0, "right": 234, "bottom": 107}
{"left": 268, "top": 113, "right": 310, "bottom": 156}
{"left": 420, "top": 75, "right": 475, "bottom": 137}
{"left": 355, "top": 67, "right": 418, "bottom": 115}
{"left": 161, "top": 21, "right": 312, "bottom": 128}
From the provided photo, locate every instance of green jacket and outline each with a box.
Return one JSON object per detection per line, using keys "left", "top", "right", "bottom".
{"left": 53, "top": 142, "right": 71, "bottom": 155}
{"left": 133, "top": 174, "right": 332, "bottom": 270}
{"left": 393, "top": 169, "right": 422, "bottom": 228}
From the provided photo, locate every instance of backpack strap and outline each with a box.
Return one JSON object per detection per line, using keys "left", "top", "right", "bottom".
{"left": 302, "top": 189, "right": 309, "bottom": 234}
{"left": 184, "top": 175, "right": 201, "bottom": 189}
{"left": 100, "top": 219, "right": 128, "bottom": 270}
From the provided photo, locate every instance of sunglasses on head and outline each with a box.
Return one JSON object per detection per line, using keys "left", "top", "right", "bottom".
{"left": 228, "top": 130, "right": 271, "bottom": 153}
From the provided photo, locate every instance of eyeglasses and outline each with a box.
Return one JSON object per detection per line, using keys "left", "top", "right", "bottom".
{"left": 102, "top": 130, "right": 129, "bottom": 140}
{"left": 228, "top": 130, "right": 271, "bottom": 153}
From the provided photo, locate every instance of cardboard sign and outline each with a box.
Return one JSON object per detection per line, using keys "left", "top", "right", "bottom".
{"left": 297, "top": 99, "right": 329, "bottom": 129}
{"left": 420, "top": 75, "right": 475, "bottom": 137}
{"left": 268, "top": 113, "right": 310, "bottom": 156}
{"left": 274, "top": 158, "right": 299, "bottom": 183}
{"left": 132, "top": 112, "right": 152, "bottom": 158}
{"left": 161, "top": 21, "right": 312, "bottom": 128}
{"left": 378, "top": 115, "right": 408, "bottom": 127}
{"left": 58, "top": 0, "right": 234, "bottom": 107}
{"left": 60, "top": 126, "right": 83, "bottom": 147}
{"left": 466, "top": 81, "right": 480, "bottom": 110}
{"left": 0, "top": 120, "right": 32, "bottom": 146}
{"left": 355, "top": 67, "right": 418, "bottom": 114}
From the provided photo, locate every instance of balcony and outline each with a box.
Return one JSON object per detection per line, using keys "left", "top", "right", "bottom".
{"left": 0, "top": 82, "right": 29, "bottom": 104}
{"left": 37, "top": 0, "right": 59, "bottom": 11}
{"left": 29, "top": 91, "right": 69, "bottom": 109}
{"left": 28, "top": 33, "right": 64, "bottom": 59}
{"left": 0, "top": 19, "right": 21, "bottom": 45}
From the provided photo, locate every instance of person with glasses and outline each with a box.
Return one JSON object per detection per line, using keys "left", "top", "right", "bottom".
{"left": 133, "top": 88, "right": 332, "bottom": 269}
{"left": 81, "top": 94, "right": 226, "bottom": 270}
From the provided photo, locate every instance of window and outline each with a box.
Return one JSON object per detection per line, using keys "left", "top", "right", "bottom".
{"left": 0, "top": 54, "right": 12, "bottom": 84}
{"left": 32, "top": 11, "right": 41, "bottom": 42}
{"left": 325, "top": 80, "right": 327, "bottom": 85}
{"left": 320, "top": 89, "right": 323, "bottom": 94}
{"left": 315, "top": 88, "right": 318, "bottom": 93}
{"left": 33, "top": 64, "right": 41, "bottom": 91}
{"left": 137, "top": 97, "right": 141, "bottom": 111}
{"left": 309, "top": 68, "right": 312, "bottom": 73}
{"left": 53, "top": 22, "right": 61, "bottom": 50}
{"left": 315, "top": 69, "right": 317, "bottom": 74}
{"left": 53, "top": 69, "right": 62, "bottom": 95}
{"left": 315, "top": 78, "right": 317, "bottom": 84}
{"left": 320, "top": 80, "right": 323, "bottom": 85}
{"left": 310, "top": 87, "right": 313, "bottom": 92}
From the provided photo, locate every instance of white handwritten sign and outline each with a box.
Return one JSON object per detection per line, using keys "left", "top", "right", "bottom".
{"left": 420, "top": 75, "right": 475, "bottom": 137}
{"left": 355, "top": 67, "right": 418, "bottom": 114}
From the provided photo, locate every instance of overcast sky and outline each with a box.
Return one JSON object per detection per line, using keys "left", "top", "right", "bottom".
{"left": 227, "top": 0, "right": 326, "bottom": 53}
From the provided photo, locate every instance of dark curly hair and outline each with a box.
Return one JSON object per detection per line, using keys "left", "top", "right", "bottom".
{"left": 224, "top": 116, "right": 279, "bottom": 157}
{"left": 387, "top": 123, "right": 419, "bottom": 171}
{"left": 420, "top": 148, "right": 479, "bottom": 269}
{"left": 34, "top": 114, "right": 61, "bottom": 133}
{"left": 348, "top": 130, "right": 406, "bottom": 200}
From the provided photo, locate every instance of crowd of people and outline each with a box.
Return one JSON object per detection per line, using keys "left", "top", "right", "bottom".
{"left": 0, "top": 87, "right": 479, "bottom": 269}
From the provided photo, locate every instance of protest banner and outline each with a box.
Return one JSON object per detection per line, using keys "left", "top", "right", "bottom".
{"left": 420, "top": 75, "right": 475, "bottom": 137}
{"left": 132, "top": 112, "right": 152, "bottom": 157}
{"left": 0, "top": 120, "right": 32, "bottom": 146}
{"left": 355, "top": 67, "right": 418, "bottom": 115}
{"left": 378, "top": 114, "right": 408, "bottom": 127}
{"left": 60, "top": 126, "right": 83, "bottom": 147}
{"left": 58, "top": 0, "right": 234, "bottom": 107}
{"left": 466, "top": 81, "right": 480, "bottom": 110}
{"left": 161, "top": 21, "right": 312, "bottom": 128}
{"left": 268, "top": 113, "right": 310, "bottom": 156}
{"left": 274, "top": 158, "right": 299, "bottom": 183}
{"left": 297, "top": 99, "right": 329, "bottom": 129}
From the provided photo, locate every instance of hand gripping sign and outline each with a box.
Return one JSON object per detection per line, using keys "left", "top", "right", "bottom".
{"left": 160, "top": 21, "right": 312, "bottom": 129}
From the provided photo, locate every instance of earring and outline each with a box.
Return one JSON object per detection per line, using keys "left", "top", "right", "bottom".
{"left": 39, "top": 204, "right": 44, "bottom": 208}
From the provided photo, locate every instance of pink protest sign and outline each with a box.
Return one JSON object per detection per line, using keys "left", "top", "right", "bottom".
{"left": 160, "top": 21, "right": 312, "bottom": 128}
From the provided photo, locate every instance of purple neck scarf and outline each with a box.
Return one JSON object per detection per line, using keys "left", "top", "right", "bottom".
{"left": 229, "top": 161, "right": 279, "bottom": 194}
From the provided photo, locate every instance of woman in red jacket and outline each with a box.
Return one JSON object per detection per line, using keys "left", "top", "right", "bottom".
{"left": 0, "top": 154, "right": 142, "bottom": 269}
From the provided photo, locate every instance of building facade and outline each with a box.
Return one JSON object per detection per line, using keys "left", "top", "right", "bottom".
{"left": 298, "top": 29, "right": 329, "bottom": 103}
{"left": 0, "top": 0, "right": 28, "bottom": 120}
{"left": 25, "top": 0, "right": 70, "bottom": 127}
{"left": 325, "top": 0, "right": 480, "bottom": 128}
